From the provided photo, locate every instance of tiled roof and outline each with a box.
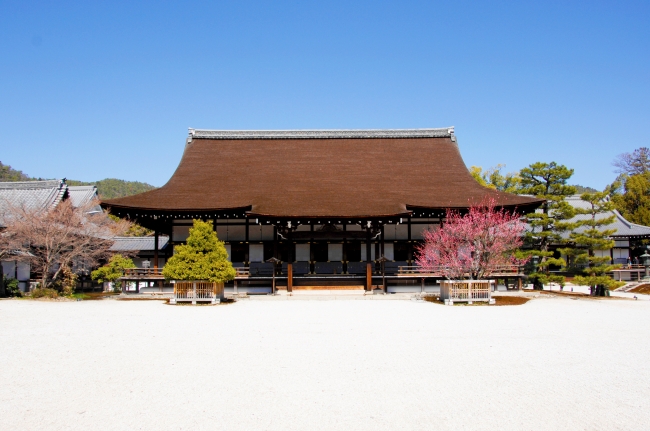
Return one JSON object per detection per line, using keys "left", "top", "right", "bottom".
{"left": 67, "top": 186, "right": 98, "bottom": 207}
{"left": 565, "top": 195, "right": 650, "bottom": 239}
{"left": 0, "top": 180, "right": 67, "bottom": 226}
{"left": 110, "top": 236, "right": 169, "bottom": 251}
{"left": 0, "top": 181, "right": 103, "bottom": 227}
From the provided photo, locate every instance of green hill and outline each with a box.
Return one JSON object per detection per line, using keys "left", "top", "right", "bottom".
{"left": 0, "top": 161, "right": 31, "bottom": 181}
{"left": 572, "top": 185, "right": 599, "bottom": 194}
{"left": 67, "top": 178, "right": 157, "bottom": 199}
{"left": 0, "top": 161, "right": 156, "bottom": 199}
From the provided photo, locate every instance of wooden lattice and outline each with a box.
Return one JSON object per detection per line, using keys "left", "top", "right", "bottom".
{"left": 172, "top": 281, "right": 224, "bottom": 304}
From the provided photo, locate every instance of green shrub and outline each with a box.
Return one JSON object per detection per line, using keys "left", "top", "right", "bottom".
{"left": 2, "top": 276, "right": 22, "bottom": 297}
{"left": 92, "top": 254, "right": 135, "bottom": 292}
{"left": 30, "top": 287, "right": 59, "bottom": 299}
{"left": 162, "top": 219, "right": 236, "bottom": 283}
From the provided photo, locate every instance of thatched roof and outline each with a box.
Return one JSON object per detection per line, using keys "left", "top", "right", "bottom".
{"left": 102, "top": 128, "right": 543, "bottom": 219}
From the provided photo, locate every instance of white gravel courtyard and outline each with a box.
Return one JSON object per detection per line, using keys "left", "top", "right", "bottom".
{"left": 1, "top": 296, "right": 649, "bottom": 431}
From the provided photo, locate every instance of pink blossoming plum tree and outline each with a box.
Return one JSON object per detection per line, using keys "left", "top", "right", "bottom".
{"left": 416, "top": 199, "right": 528, "bottom": 280}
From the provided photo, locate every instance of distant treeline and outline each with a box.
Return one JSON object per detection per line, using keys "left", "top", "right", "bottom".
{"left": 66, "top": 179, "right": 156, "bottom": 200}
{"left": 0, "top": 161, "right": 157, "bottom": 199}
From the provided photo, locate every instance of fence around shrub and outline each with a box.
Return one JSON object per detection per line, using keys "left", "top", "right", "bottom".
{"left": 439, "top": 280, "right": 495, "bottom": 305}
{"left": 170, "top": 281, "right": 224, "bottom": 305}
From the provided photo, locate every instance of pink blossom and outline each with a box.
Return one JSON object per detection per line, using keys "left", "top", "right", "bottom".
{"left": 415, "top": 198, "right": 529, "bottom": 280}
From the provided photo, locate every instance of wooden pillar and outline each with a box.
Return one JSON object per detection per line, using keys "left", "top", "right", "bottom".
{"left": 407, "top": 216, "right": 412, "bottom": 264}
{"left": 287, "top": 263, "right": 293, "bottom": 293}
{"left": 517, "top": 277, "right": 522, "bottom": 290}
{"left": 380, "top": 224, "right": 385, "bottom": 257}
{"left": 366, "top": 224, "right": 372, "bottom": 263}
{"left": 374, "top": 242, "right": 380, "bottom": 274}
{"left": 288, "top": 227, "right": 293, "bottom": 263}
{"left": 273, "top": 226, "right": 278, "bottom": 259}
{"left": 310, "top": 224, "right": 315, "bottom": 274}
{"left": 342, "top": 224, "right": 348, "bottom": 274}
{"left": 244, "top": 218, "right": 249, "bottom": 264}
{"left": 153, "top": 228, "right": 159, "bottom": 270}
{"left": 366, "top": 263, "right": 372, "bottom": 291}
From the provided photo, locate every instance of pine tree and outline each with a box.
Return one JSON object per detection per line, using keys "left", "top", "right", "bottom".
{"left": 518, "top": 162, "right": 577, "bottom": 288}
{"left": 562, "top": 189, "right": 624, "bottom": 295}
{"left": 162, "top": 219, "right": 236, "bottom": 283}
{"left": 91, "top": 254, "right": 136, "bottom": 291}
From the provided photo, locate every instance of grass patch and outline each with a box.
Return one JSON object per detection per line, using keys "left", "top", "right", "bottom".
{"left": 70, "top": 292, "right": 120, "bottom": 300}
{"left": 630, "top": 284, "right": 650, "bottom": 295}
{"left": 493, "top": 296, "right": 530, "bottom": 306}
{"left": 538, "top": 290, "right": 627, "bottom": 300}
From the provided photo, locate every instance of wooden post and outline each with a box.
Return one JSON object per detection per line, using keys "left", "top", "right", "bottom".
{"left": 154, "top": 228, "right": 159, "bottom": 269}
{"left": 366, "top": 224, "right": 371, "bottom": 263}
{"left": 380, "top": 224, "right": 385, "bottom": 259}
{"left": 366, "top": 263, "right": 372, "bottom": 291}
{"left": 342, "top": 224, "right": 347, "bottom": 274}
{"left": 154, "top": 228, "right": 162, "bottom": 291}
{"left": 407, "top": 216, "right": 412, "bottom": 264}
{"left": 421, "top": 277, "right": 425, "bottom": 293}
{"left": 287, "top": 263, "right": 293, "bottom": 293}
{"left": 273, "top": 226, "right": 278, "bottom": 259}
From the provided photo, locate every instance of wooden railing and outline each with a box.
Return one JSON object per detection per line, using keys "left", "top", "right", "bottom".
{"left": 123, "top": 268, "right": 164, "bottom": 278}
{"left": 397, "top": 265, "right": 521, "bottom": 277}
{"left": 235, "top": 267, "right": 250, "bottom": 277}
{"left": 171, "top": 281, "right": 224, "bottom": 304}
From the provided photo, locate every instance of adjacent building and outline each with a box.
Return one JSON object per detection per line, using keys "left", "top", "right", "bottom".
{"left": 0, "top": 180, "right": 99, "bottom": 291}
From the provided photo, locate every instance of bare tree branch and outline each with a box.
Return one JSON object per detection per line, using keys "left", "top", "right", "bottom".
{"left": 613, "top": 147, "right": 650, "bottom": 175}
{"left": 1, "top": 198, "right": 132, "bottom": 290}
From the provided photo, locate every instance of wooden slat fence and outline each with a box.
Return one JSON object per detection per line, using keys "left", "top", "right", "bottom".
{"left": 439, "top": 280, "right": 494, "bottom": 305}
{"left": 171, "top": 281, "right": 224, "bottom": 305}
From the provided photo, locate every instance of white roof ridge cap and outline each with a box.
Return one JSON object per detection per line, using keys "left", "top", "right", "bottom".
{"left": 187, "top": 127, "right": 456, "bottom": 140}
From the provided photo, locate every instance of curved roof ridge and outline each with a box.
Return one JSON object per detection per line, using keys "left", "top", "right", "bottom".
{"left": 0, "top": 179, "right": 63, "bottom": 190}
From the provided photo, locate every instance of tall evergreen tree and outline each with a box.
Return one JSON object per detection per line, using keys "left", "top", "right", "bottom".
{"left": 561, "top": 189, "right": 624, "bottom": 295}
{"left": 162, "top": 219, "right": 236, "bottom": 283}
{"left": 518, "top": 162, "right": 577, "bottom": 288}
{"left": 611, "top": 172, "right": 650, "bottom": 226}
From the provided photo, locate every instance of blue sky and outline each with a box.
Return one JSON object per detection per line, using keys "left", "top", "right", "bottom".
{"left": 1, "top": 1, "right": 648, "bottom": 189}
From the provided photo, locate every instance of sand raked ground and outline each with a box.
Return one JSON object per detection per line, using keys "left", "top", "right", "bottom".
{"left": 1, "top": 295, "right": 650, "bottom": 431}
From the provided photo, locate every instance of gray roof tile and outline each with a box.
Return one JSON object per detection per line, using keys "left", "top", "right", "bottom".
{"left": 0, "top": 180, "right": 67, "bottom": 226}
{"left": 565, "top": 195, "right": 650, "bottom": 239}
{"left": 110, "top": 236, "right": 169, "bottom": 251}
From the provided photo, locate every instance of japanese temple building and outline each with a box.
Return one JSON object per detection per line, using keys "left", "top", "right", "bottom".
{"left": 101, "top": 128, "right": 543, "bottom": 293}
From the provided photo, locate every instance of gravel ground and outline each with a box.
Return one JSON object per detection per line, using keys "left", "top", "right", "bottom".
{"left": 1, "top": 296, "right": 649, "bottom": 431}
